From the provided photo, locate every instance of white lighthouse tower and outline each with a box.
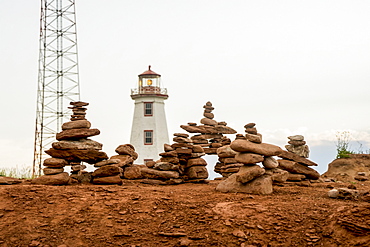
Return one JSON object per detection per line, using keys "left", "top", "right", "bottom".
{"left": 130, "top": 66, "right": 170, "bottom": 164}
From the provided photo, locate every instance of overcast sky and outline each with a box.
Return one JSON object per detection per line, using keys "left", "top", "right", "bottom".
{"left": 1, "top": 0, "right": 370, "bottom": 175}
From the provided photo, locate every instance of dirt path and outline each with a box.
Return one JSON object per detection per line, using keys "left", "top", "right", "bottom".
{"left": 0, "top": 180, "right": 369, "bottom": 247}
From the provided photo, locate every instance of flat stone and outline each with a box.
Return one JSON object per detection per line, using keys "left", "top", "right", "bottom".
{"left": 160, "top": 156, "right": 180, "bottom": 163}
{"left": 277, "top": 159, "right": 320, "bottom": 179}
{"left": 288, "top": 140, "right": 306, "bottom": 146}
{"left": 277, "top": 150, "right": 317, "bottom": 166}
{"left": 203, "top": 112, "right": 214, "bottom": 119}
{"left": 186, "top": 166, "right": 209, "bottom": 179}
{"left": 110, "top": 155, "right": 134, "bottom": 167}
{"left": 173, "top": 133, "right": 189, "bottom": 138}
{"left": 70, "top": 101, "right": 89, "bottom": 107}
{"left": 52, "top": 139, "right": 103, "bottom": 150}
{"left": 235, "top": 153, "right": 264, "bottom": 164}
{"left": 192, "top": 145, "right": 204, "bottom": 153}
{"left": 200, "top": 118, "right": 218, "bottom": 126}
{"left": 203, "top": 148, "right": 218, "bottom": 154}
{"left": 115, "top": 144, "right": 138, "bottom": 160}
{"left": 210, "top": 143, "right": 222, "bottom": 148}
{"left": 236, "top": 165, "right": 265, "bottom": 183}
{"left": 71, "top": 164, "right": 86, "bottom": 172}
{"left": 159, "top": 151, "right": 178, "bottom": 157}
{"left": 187, "top": 158, "right": 207, "bottom": 168}
{"left": 285, "top": 145, "right": 310, "bottom": 158}
{"left": 173, "top": 136, "right": 193, "bottom": 143}
{"left": 154, "top": 162, "right": 179, "bottom": 171}
{"left": 245, "top": 133, "right": 262, "bottom": 144}
{"left": 92, "top": 175, "right": 122, "bottom": 185}
{"left": 217, "top": 145, "right": 237, "bottom": 158}
{"left": 222, "top": 167, "right": 240, "bottom": 173}
{"left": 92, "top": 165, "right": 122, "bottom": 177}
{"left": 62, "top": 120, "right": 91, "bottom": 130}
{"left": 0, "top": 177, "right": 23, "bottom": 185}
{"left": 140, "top": 167, "right": 180, "bottom": 179}
{"left": 244, "top": 123, "right": 256, "bottom": 128}
{"left": 230, "top": 139, "right": 283, "bottom": 156}
{"left": 94, "top": 159, "right": 121, "bottom": 167}
{"left": 43, "top": 158, "right": 68, "bottom": 168}
{"left": 216, "top": 174, "right": 273, "bottom": 194}
{"left": 43, "top": 167, "right": 64, "bottom": 175}
{"left": 56, "top": 128, "right": 100, "bottom": 141}
{"left": 219, "top": 157, "right": 238, "bottom": 164}
{"left": 288, "top": 135, "right": 304, "bottom": 141}
{"left": 287, "top": 173, "right": 306, "bottom": 181}
{"left": 31, "top": 172, "right": 70, "bottom": 185}
{"left": 264, "top": 168, "right": 289, "bottom": 183}
{"left": 45, "top": 148, "right": 108, "bottom": 164}
{"left": 190, "top": 152, "right": 205, "bottom": 158}
{"left": 245, "top": 127, "right": 258, "bottom": 135}
{"left": 214, "top": 125, "right": 237, "bottom": 134}
{"left": 262, "top": 156, "right": 279, "bottom": 169}
{"left": 124, "top": 166, "right": 144, "bottom": 179}
{"left": 164, "top": 144, "right": 174, "bottom": 152}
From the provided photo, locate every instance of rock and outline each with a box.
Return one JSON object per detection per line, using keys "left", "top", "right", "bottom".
{"left": 92, "top": 175, "right": 122, "bottom": 185}
{"left": 328, "top": 189, "right": 339, "bottom": 198}
{"left": 287, "top": 173, "right": 306, "bottom": 181}
{"left": 52, "top": 139, "right": 103, "bottom": 150}
{"left": 262, "top": 156, "right": 279, "bottom": 169}
{"left": 140, "top": 167, "right": 180, "bottom": 179}
{"left": 115, "top": 144, "right": 138, "bottom": 160}
{"left": 277, "top": 150, "right": 317, "bottom": 166}
{"left": 146, "top": 160, "right": 156, "bottom": 168}
{"left": 354, "top": 175, "right": 368, "bottom": 181}
{"left": 203, "top": 148, "right": 218, "bottom": 154}
{"left": 76, "top": 173, "right": 92, "bottom": 183}
{"left": 214, "top": 125, "right": 237, "bottom": 134}
{"left": 268, "top": 168, "right": 289, "bottom": 183}
{"left": 210, "top": 143, "right": 222, "bottom": 148}
{"left": 277, "top": 159, "right": 320, "bottom": 179}
{"left": 203, "top": 112, "right": 214, "bottom": 119}
{"left": 219, "top": 157, "right": 238, "bottom": 164}
{"left": 174, "top": 133, "right": 189, "bottom": 138}
{"left": 192, "top": 145, "right": 204, "bottom": 153}
{"left": 154, "top": 162, "right": 179, "bottom": 171}
{"left": 216, "top": 174, "right": 273, "bottom": 194}
{"left": 0, "top": 176, "right": 23, "bottom": 185}
{"left": 288, "top": 140, "right": 306, "bottom": 146}
{"left": 31, "top": 172, "right": 70, "bottom": 185}
{"left": 244, "top": 127, "right": 257, "bottom": 135}
{"left": 190, "top": 152, "right": 205, "bottom": 158}
{"left": 173, "top": 136, "right": 193, "bottom": 143}
{"left": 236, "top": 165, "right": 265, "bottom": 183}
{"left": 110, "top": 155, "right": 134, "bottom": 167}
{"left": 159, "top": 151, "right": 178, "bottom": 157}
{"left": 43, "top": 158, "right": 68, "bottom": 168}
{"left": 200, "top": 118, "right": 218, "bottom": 126}
{"left": 94, "top": 159, "right": 121, "bottom": 167}
{"left": 244, "top": 123, "right": 256, "bottom": 128}
{"left": 45, "top": 148, "right": 108, "bottom": 164}
{"left": 61, "top": 120, "right": 91, "bottom": 130}
{"left": 187, "top": 158, "right": 207, "bottom": 168}
{"left": 285, "top": 144, "right": 310, "bottom": 158}
{"left": 56, "top": 128, "right": 100, "bottom": 140}
{"left": 186, "top": 166, "right": 209, "bottom": 179}
{"left": 92, "top": 165, "right": 122, "bottom": 177}
{"left": 43, "top": 167, "right": 64, "bottom": 175}
{"left": 217, "top": 145, "right": 237, "bottom": 158}
{"left": 288, "top": 135, "right": 304, "bottom": 141}
{"left": 235, "top": 152, "right": 264, "bottom": 165}
{"left": 164, "top": 144, "right": 174, "bottom": 152}
{"left": 245, "top": 133, "right": 262, "bottom": 144}
{"left": 160, "top": 156, "right": 180, "bottom": 163}
{"left": 230, "top": 139, "right": 283, "bottom": 156}
{"left": 124, "top": 166, "right": 144, "bottom": 179}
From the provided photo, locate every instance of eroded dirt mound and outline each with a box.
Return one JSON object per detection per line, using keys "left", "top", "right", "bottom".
{"left": 322, "top": 155, "right": 370, "bottom": 182}
{"left": 0, "top": 180, "right": 369, "bottom": 247}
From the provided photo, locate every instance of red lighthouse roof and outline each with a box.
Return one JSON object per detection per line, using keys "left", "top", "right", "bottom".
{"left": 139, "top": 65, "right": 161, "bottom": 76}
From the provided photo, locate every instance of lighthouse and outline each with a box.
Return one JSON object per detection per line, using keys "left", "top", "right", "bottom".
{"left": 130, "top": 66, "right": 170, "bottom": 164}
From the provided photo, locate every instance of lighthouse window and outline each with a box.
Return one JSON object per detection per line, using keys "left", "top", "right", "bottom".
{"left": 144, "top": 130, "right": 153, "bottom": 145}
{"left": 144, "top": 102, "right": 153, "bottom": 116}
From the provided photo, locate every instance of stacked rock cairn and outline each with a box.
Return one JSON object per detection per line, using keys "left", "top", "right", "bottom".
{"left": 32, "top": 101, "right": 108, "bottom": 185}
{"left": 277, "top": 135, "right": 320, "bottom": 185}
{"left": 180, "top": 101, "right": 237, "bottom": 155}
{"left": 216, "top": 123, "right": 289, "bottom": 194}
{"left": 138, "top": 133, "right": 209, "bottom": 184}
{"left": 92, "top": 144, "right": 138, "bottom": 185}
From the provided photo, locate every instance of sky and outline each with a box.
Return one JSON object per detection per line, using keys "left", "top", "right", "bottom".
{"left": 1, "top": 0, "right": 370, "bottom": 176}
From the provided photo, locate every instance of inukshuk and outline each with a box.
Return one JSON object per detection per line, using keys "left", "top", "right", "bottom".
{"left": 180, "top": 101, "right": 237, "bottom": 155}
{"left": 32, "top": 101, "right": 108, "bottom": 185}
{"left": 277, "top": 135, "right": 320, "bottom": 184}
{"left": 216, "top": 123, "right": 290, "bottom": 194}
{"left": 92, "top": 144, "right": 138, "bottom": 184}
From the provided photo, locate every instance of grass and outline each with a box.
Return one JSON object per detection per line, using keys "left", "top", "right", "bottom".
{"left": 0, "top": 166, "right": 33, "bottom": 179}
{"left": 335, "top": 131, "right": 370, "bottom": 159}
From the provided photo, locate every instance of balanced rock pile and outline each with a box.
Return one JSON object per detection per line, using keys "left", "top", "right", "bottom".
{"left": 215, "top": 144, "right": 240, "bottom": 177}
{"left": 180, "top": 101, "right": 236, "bottom": 155}
{"left": 32, "top": 101, "right": 108, "bottom": 185}
{"left": 285, "top": 135, "right": 309, "bottom": 158}
{"left": 137, "top": 133, "right": 209, "bottom": 184}
{"left": 277, "top": 135, "right": 320, "bottom": 184}
{"left": 91, "top": 144, "right": 138, "bottom": 184}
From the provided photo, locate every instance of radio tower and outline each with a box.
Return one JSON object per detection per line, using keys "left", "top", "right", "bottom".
{"left": 33, "top": 0, "right": 81, "bottom": 177}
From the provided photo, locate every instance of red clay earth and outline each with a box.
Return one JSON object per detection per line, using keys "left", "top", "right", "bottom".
{"left": 0, "top": 180, "right": 369, "bottom": 247}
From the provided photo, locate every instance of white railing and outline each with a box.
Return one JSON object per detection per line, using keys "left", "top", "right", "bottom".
{"left": 131, "top": 86, "right": 167, "bottom": 95}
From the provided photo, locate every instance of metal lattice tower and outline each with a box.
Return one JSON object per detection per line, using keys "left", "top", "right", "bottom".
{"left": 33, "top": 0, "right": 81, "bottom": 177}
